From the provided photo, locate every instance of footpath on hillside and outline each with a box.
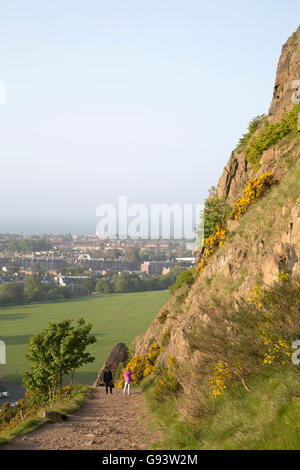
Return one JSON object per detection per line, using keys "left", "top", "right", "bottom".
{"left": 3, "top": 388, "right": 160, "bottom": 450}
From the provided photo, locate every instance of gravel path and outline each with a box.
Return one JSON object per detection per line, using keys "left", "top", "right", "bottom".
{"left": 3, "top": 388, "right": 160, "bottom": 450}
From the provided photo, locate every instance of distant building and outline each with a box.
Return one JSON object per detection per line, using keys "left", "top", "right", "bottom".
{"left": 141, "top": 261, "right": 176, "bottom": 277}
{"left": 56, "top": 275, "right": 89, "bottom": 295}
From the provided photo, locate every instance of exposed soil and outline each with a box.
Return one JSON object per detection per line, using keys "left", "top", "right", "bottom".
{"left": 3, "top": 388, "right": 160, "bottom": 450}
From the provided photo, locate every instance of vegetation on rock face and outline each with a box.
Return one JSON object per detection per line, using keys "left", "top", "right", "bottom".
{"left": 237, "top": 114, "right": 266, "bottom": 151}
{"left": 142, "top": 276, "right": 300, "bottom": 450}
{"left": 228, "top": 172, "right": 279, "bottom": 220}
{"left": 117, "top": 341, "right": 181, "bottom": 399}
{"left": 243, "top": 104, "right": 300, "bottom": 170}
{"left": 168, "top": 268, "right": 196, "bottom": 296}
{"left": 187, "top": 274, "right": 300, "bottom": 403}
{"left": 196, "top": 172, "right": 279, "bottom": 274}
{"left": 197, "top": 186, "right": 231, "bottom": 241}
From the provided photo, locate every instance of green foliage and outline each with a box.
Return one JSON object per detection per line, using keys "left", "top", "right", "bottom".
{"left": 96, "top": 278, "right": 113, "bottom": 294}
{"left": 112, "top": 272, "right": 141, "bottom": 293}
{"left": 0, "top": 274, "right": 74, "bottom": 306}
{"left": 123, "top": 246, "right": 140, "bottom": 264}
{"left": 187, "top": 276, "right": 300, "bottom": 402}
{"left": 244, "top": 104, "right": 300, "bottom": 170}
{"left": 0, "top": 282, "right": 24, "bottom": 306}
{"left": 95, "top": 266, "right": 185, "bottom": 295}
{"left": 237, "top": 114, "right": 266, "bottom": 150}
{"left": 142, "top": 368, "right": 300, "bottom": 450}
{"left": 0, "top": 236, "right": 52, "bottom": 253}
{"left": 82, "top": 277, "right": 96, "bottom": 295}
{"left": 168, "top": 268, "right": 196, "bottom": 295}
{"left": 197, "top": 186, "right": 231, "bottom": 242}
{"left": 23, "top": 318, "right": 96, "bottom": 402}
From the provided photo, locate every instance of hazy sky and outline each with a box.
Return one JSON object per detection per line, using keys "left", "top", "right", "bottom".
{"left": 0, "top": 0, "right": 300, "bottom": 233}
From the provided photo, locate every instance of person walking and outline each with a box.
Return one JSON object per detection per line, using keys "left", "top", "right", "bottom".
{"left": 102, "top": 366, "right": 113, "bottom": 395}
{"left": 123, "top": 368, "right": 132, "bottom": 395}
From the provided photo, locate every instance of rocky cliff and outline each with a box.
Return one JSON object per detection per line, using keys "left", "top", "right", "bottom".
{"left": 134, "top": 26, "right": 300, "bottom": 384}
{"left": 217, "top": 26, "right": 300, "bottom": 205}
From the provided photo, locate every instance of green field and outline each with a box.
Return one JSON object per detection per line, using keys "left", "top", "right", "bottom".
{"left": 0, "top": 290, "right": 168, "bottom": 385}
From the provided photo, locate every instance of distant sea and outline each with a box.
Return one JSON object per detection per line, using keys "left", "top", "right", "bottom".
{"left": 0, "top": 216, "right": 98, "bottom": 235}
{"left": 0, "top": 216, "right": 198, "bottom": 240}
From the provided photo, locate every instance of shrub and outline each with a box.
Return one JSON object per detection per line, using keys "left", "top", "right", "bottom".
{"left": 197, "top": 186, "right": 231, "bottom": 241}
{"left": 187, "top": 275, "right": 300, "bottom": 401}
{"left": 228, "top": 172, "right": 279, "bottom": 220}
{"left": 196, "top": 173, "right": 279, "bottom": 274}
{"left": 157, "top": 307, "right": 169, "bottom": 324}
{"left": 168, "top": 269, "right": 196, "bottom": 295}
{"left": 237, "top": 114, "right": 266, "bottom": 151}
{"left": 244, "top": 104, "right": 300, "bottom": 170}
{"left": 153, "top": 355, "right": 182, "bottom": 397}
{"left": 117, "top": 342, "right": 161, "bottom": 388}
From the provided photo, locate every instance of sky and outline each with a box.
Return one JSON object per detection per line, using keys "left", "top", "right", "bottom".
{"left": 0, "top": 0, "right": 300, "bottom": 234}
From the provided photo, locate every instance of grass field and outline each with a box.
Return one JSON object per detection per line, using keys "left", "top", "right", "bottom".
{"left": 0, "top": 290, "right": 168, "bottom": 385}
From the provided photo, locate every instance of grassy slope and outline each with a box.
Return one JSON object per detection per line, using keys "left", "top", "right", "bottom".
{"left": 139, "top": 157, "right": 300, "bottom": 450}
{"left": 142, "top": 368, "right": 300, "bottom": 450}
{"left": 0, "top": 290, "right": 168, "bottom": 384}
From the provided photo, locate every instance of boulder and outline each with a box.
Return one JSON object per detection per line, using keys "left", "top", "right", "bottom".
{"left": 93, "top": 343, "right": 128, "bottom": 387}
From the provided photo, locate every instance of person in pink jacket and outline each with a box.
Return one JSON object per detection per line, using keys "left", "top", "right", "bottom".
{"left": 123, "top": 368, "right": 132, "bottom": 395}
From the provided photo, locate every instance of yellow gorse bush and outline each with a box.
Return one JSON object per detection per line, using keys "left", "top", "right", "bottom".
{"left": 247, "top": 274, "right": 292, "bottom": 366}
{"left": 209, "top": 361, "right": 232, "bottom": 398}
{"left": 228, "top": 172, "right": 278, "bottom": 220}
{"left": 197, "top": 225, "right": 228, "bottom": 274}
{"left": 153, "top": 354, "right": 181, "bottom": 395}
{"left": 196, "top": 173, "right": 278, "bottom": 274}
{"left": 117, "top": 342, "right": 161, "bottom": 388}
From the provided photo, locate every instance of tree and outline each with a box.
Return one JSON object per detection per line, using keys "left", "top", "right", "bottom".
{"left": 23, "top": 275, "right": 44, "bottom": 302}
{"left": 0, "top": 282, "right": 24, "bottom": 306}
{"left": 112, "top": 272, "right": 141, "bottom": 293}
{"left": 103, "top": 248, "right": 122, "bottom": 260}
{"left": 83, "top": 278, "right": 96, "bottom": 295}
{"left": 123, "top": 247, "right": 140, "bottom": 264}
{"left": 96, "top": 278, "right": 113, "bottom": 294}
{"left": 24, "top": 318, "right": 96, "bottom": 402}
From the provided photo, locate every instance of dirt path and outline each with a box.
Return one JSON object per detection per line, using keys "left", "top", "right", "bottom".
{"left": 3, "top": 388, "right": 159, "bottom": 450}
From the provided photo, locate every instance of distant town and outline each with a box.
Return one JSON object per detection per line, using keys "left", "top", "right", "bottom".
{"left": 0, "top": 234, "right": 196, "bottom": 303}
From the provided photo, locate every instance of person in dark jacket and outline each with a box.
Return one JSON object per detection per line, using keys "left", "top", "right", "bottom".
{"left": 102, "top": 366, "right": 113, "bottom": 395}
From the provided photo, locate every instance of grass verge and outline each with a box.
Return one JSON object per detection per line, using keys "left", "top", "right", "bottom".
{"left": 141, "top": 368, "right": 300, "bottom": 450}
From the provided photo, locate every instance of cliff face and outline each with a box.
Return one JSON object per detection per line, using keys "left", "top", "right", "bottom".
{"left": 217, "top": 26, "right": 300, "bottom": 205}
{"left": 134, "top": 27, "right": 300, "bottom": 385}
{"left": 269, "top": 26, "right": 300, "bottom": 122}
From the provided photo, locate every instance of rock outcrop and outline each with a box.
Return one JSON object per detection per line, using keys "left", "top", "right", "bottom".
{"left": 133, "top": 26, "right": 300, "bottom": 381}
{"left": 93, "top": 343, "right": 128, "bottom": 387}
{"left": 269, "top": 26, "right": 300, "bottom": 123}
{"left": 217, "top": 26, "right": 300, "bottom": 204}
